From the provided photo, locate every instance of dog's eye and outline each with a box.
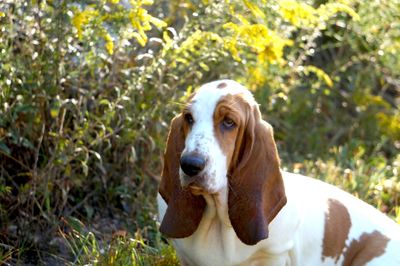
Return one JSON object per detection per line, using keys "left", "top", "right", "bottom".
{"left": 222, "top": 117, "right": 236, "bottom": 130}
{"left": 185, "top": 113, "right": 194, "bottom": 125}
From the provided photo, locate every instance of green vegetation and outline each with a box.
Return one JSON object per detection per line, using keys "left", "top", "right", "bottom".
{"left": 0, "top": 0, "right": 399, "bottom": 264}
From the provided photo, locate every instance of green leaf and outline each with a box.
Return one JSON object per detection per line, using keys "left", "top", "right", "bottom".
{"left": 0, "top": 142, "right": 11, "bottom": 155}
{"left": 66, "top": 216, "right": 85, "bottom": 233}
{"left": 99, "top": 99, "right": 111, "bottom": 107}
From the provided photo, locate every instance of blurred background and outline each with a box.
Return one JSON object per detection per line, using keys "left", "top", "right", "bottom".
{"left": 0, "top": 0, "right": 399, "bottom": 264}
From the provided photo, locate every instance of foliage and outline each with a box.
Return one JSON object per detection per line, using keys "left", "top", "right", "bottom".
{"left": 59, "top": 217, "right": 178, "bottom": 265}
{"left": 0, "top": 0, "right": 398, "bottom": 264}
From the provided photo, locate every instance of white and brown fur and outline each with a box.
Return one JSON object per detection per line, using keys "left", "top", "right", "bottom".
{"left": 157, "top": 80, "right": 400, "bottom": 266}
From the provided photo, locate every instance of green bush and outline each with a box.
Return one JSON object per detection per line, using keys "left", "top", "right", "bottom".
{"left": 0, "top": 0, "right": 398, "bottom": 264}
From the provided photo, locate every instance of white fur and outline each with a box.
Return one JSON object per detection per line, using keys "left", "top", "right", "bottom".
{"left": 159, "top": 80, "right": 400, "bottom": 266}
{"left": 180, "top": 80, "right": 255, "bottom": 193}
{"left": 159, "top": 172, "right": 400, "bottom": 266}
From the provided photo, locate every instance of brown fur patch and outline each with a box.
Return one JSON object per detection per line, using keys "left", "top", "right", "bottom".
{"left": 213, "top": 94, "right": 248, "bottom": 169}
{"left": 217, "top": 82, "right": 227, "bottom": 89}
{"left": 322, "top": 199, "right": 352, "bottom": 262}
{"left": 225, "top": 96, "right": 286, "bottom": 245}
{"left": 343, "top": 230, "right": 389, "bottom": 266}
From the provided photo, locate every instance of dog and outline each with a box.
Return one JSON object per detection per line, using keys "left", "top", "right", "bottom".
{"left": 157, "top": 80, "right": 400, "bottom": 265}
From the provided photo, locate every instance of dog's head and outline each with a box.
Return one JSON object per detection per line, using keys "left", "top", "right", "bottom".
{"left": 159, "top": 80, "right": 286, "bottom": 245}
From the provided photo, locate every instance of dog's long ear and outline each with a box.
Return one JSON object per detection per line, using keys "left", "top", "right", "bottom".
{"left": 159, "top": 114, "right": 206, "bottom": 238}
{"left": 228, "top": 106, "right": 286, "bottom": 246}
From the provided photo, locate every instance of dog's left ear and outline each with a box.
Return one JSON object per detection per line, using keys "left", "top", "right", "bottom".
{"left": 159, "top": 114, "right": 206, "bottom": 238}
{"left": 228, "top": 106, "right": 286, "bottom": 246}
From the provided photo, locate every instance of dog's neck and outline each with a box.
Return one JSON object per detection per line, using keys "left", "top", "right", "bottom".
{"left": 201, "top": 185, "right": 231, "bottom": 227}
{"left": 189, "top": 185, "right": 243, "bottom": 261}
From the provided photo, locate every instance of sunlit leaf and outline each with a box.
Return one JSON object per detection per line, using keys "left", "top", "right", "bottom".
{"left": 303, "top": 65, "right": 333, "bottom": 87}
{"left": 243, "top": 0, "right": 265, "bottom": 19}
{"left": 72, "top": 9, "right": 99, "bottom": 39}
{"left": 103, "top": 33, "right": 114, "bottom": 55}
{"left": 81, "top": 161, "right": 89, "bottom": 176}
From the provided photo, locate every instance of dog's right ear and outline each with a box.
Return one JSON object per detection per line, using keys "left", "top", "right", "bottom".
{"left": 159, "top": 114, "right": 206, "bottom": 238}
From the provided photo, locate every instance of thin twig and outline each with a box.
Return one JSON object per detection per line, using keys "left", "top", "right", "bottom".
{"left": 33, "top": 123, "right": 46, "bottom": 179}
{"left": 64, "top": 190, "right": 96, "bottom": 217}
{"left": 0, "top": 150, "right": 31, "bottom": 171}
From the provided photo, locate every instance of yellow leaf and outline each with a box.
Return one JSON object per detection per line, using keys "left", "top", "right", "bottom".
{"left": 199, "top": 62, "right": 210, "bottom": 71}
{"left": 223, "top": 38, "right": 240, "bottom": 61}
{"left": 224, "top": 20, "right": 291, "bottom": 64}
{"left": 132, "top": 32, "right": 147, "bottom": 46}
{"left": 149, "top": 16, "right": 167, "bottom": 28}
{"left": 248, "top": 66, "right": 267, "bottom": 88}
{"left": 141, "top": 0, "right": 154, "bottom": 5}
{"left": 237, "top": 14, "right": 250, "bottom": 25}
{"left": 279, "top": 0, "right": 318, "bottom": 27}
{"left": 303, "top": 66, "right": 333, "bottom": 87}
{"left": 320, "top": 3, "right": 360, "bottom": 21}
{"left": 50, "top": 108, "right": 59, "bottom": 118}
{"left": 103, "top": 33, "right": 114, "bottom": 55}
{"left": 163, "top": 31, "right": 173, "bottom": 44}
{"left": 0, "top": 12, "right": 5, "bottom": 17}
{"left": 129, "top": 6, "right": 165, "bottom": 46}
{"left": 243, "top": 0, "right": 265, "bottom": 19}
{"left": 72, "top": 9, "right": 98, "bottom": 39}
{"left": 162, "top": 31, "right": 174, "bottom": 56}
{"left": 223, "top": 22, "right": 238, "bottom": 31}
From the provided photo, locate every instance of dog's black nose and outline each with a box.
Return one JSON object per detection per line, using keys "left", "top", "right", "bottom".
{"left": 180, "top": 155, "right": 206, "bottom": 177}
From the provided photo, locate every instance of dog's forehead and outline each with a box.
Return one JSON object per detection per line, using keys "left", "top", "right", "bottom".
{"left": 190, "top": 80, "right": 255, "bottom": 117}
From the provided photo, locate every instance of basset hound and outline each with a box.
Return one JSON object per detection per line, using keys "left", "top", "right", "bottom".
{"left": 157, "top": 80, "right": 400, "bottom": 266}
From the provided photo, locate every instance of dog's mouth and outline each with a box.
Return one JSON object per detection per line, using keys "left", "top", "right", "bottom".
{"left": 181, "top": 174, "right": 213, "bottom": 195}
{"left": 188, "top": 185, "right": 205, "bottom": 195}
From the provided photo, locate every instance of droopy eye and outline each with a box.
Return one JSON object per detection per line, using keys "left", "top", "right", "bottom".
{"left": 222, "top": 117, "right": 236, "bottom": 130}
{"left": 185, "top": 113, "right": 194, "bottom": 125}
